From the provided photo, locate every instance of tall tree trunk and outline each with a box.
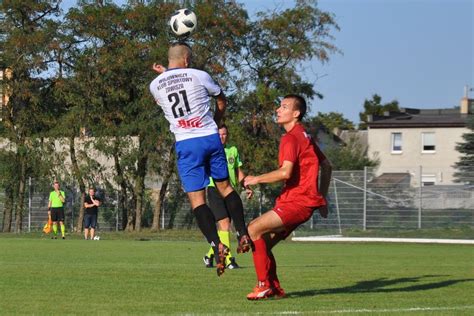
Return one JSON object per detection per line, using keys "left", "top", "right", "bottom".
{"left": 134, "top": 137, "right": 148, "bottom": 232}
{"left": 70, "top": 136, "right": 86, "bottom": 232}
{"left": 14, "top": 154, "right": 26, "bottom": 233}
{"left": 150, "top": 188, "right": 163, "bottom": 232}
{"left": 125, "top": 195, "right": 136, "bottom": 231}
{"left": 113, "top": 138, "right": 129, "bottom": 230}
{"left": 134, "top": 179, "right": 144, "bottom": 232}
{"left": 151, "top": 146, "right": 175, "bottom": 231}
{"left": 2, "top": 186, "right": 14, "bottom": 232}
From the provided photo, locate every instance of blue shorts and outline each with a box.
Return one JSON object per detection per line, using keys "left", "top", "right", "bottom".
{"left": 175, "top": 133, "right": 229, "bottom": 192}
{"left": 84, "top": 214, "right": 97, "bottom": 229}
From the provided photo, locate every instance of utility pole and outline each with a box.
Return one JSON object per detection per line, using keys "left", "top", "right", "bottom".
{"left": 464, "top": 85, "right": 474, "bottom": 98}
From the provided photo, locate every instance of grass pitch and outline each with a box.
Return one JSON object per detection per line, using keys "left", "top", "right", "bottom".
{"left": 0, "top": 234, "right": 473, "bottom": 315}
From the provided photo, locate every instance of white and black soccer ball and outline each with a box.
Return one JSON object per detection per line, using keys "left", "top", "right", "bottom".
{"left": 93, "top": 236, "right": 100, "bottom": 241}
{"left": 169, "top": 8, "right": 197, "bottom": 37}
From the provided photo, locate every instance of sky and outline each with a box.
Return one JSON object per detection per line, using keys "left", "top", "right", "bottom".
{"left": 62, "top": 0, "right": 473, "bottom": 124}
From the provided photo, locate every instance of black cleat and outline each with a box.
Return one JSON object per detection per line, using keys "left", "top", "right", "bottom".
{"left": 203, "top": 255, "right": 214, "bottom": 268}
{"left": 226, "top": 257, "right": 240, "bottom": 269}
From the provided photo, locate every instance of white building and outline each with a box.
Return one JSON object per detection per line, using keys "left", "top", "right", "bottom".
{"left": 367, "top": 96, "right": 474, "bottom": 186}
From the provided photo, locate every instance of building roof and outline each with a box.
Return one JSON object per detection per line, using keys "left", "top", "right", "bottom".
{"left": 367, "top": 107, "right": 471, "bottom": 128}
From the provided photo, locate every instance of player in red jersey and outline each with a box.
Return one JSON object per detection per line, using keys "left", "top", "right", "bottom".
{"left": 243, "top": 94, "right": 332, "bottom": 300}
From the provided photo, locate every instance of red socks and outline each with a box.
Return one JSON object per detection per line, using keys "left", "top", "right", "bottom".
{"left": 252, "top": 238, "right": 271, "bottom": 286}
{"left": 268, "top": 252, "right": 281, "bottom": 289}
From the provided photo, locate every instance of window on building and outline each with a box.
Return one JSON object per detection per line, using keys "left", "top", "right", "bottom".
{"left": 422, "top": 174, "right": 436, "bottom": 186}
{"left": 391, "top": 133, "right": 402, "bottom": 153}
{"left": 422, "top": 132, "right": 436, "bottom": 152}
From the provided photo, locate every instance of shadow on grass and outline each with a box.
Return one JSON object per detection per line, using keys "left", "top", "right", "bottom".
{"left": 286, "top": 275, "right": 474, "bottom": 299}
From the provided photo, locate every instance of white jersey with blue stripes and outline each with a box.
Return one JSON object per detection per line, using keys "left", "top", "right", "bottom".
{"left": 149, "top": 68, "right": 221, "bottom": 141}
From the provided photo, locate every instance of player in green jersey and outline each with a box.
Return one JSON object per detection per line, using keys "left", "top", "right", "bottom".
{"left": 203, "top": 124, "right": 253, "bottom": 269}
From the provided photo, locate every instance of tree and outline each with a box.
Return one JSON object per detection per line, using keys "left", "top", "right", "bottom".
{"left": 324, "top": 135, "right": 379, "bottom": 170}
{"left": 0, "top": 0, "right": 62, "bottom": 232}
{"left": 358, "top": 94, "right": 399, "bottom": 130}
{"left": 0, "top": 151, "right": 17, "bottom": 232}
{"left": 229, "top": 0, "right": 340, "bottom": 174}
{"left": 61, "top": 1, "right": 195, "bottom": 231}
{"left": 454, "top": 116, "right": 474, "bottom": 184}
{"left": 0, "top": 0, "right": 341, "bottom": 232}
{"left": 307, "top": 111, "right": 354, "bottom": 133}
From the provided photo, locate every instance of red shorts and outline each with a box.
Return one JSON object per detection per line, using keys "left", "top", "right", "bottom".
{"left": 273, "top": 202, "right": 315, "bottom": 238}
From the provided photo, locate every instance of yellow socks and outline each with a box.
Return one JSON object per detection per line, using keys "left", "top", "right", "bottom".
{"left": 60, "top": 223, "right": 65, "bottom": 237}
{"left": 207, "top": 230, "right": 232, "bottom": 264}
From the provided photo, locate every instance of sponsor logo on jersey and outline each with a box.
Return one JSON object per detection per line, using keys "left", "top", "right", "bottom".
{"left": 177, "top": 117, "right": 203, "bottom": 128}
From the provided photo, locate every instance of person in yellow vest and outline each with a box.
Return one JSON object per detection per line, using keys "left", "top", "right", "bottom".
{"left": 203, "top": 124, "right": 253, "bottom": 269}
{"left": 48, "top": 181, "right": 66, "bottom": 239}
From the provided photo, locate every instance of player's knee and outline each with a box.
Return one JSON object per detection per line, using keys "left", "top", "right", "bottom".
{"left": 218, "top": 218, "right": 231, "bottom": 231}
{"left": 215, "top": 181, "right": 232, "bottom": 197}
{"left": 247, "top": 222, "right": 261, "bottom": 241}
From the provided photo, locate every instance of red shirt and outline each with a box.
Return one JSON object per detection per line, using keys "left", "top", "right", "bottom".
{"left": 275, "top": 124, "right": 327, "bottom": 208}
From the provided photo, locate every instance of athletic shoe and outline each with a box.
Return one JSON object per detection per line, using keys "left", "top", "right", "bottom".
{"left": 237, "top": 234, "right": 252, "bottom": 254}
{"left": 52, "top": 236, "right": 57, "bottom": 239}
{"left": 203, "top": 255, "right": 214, "bottom": 268}
{"left": 216, "top": 243, "right": 229, "bottom": 277}
{"left": 226, "top": 257, "right": 239, "bottom": 269}
{"left": 62, "top": 236, "right": 65, "bottom": 240}
{"left": 272, "top": 286, "right": 286, "bottom": 298}
{"left": 246, "top": 282, "right": 274, "bottom": 300}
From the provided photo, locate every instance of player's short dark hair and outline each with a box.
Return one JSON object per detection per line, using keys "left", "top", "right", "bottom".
{"left": 169, "top": 41, "right": 192, "bottom": 62}
{"left": 219, "top": 123, "right": 228, "bottom": 131}
{"left": 283, "top": 94, "right": 307, "bottom": 121}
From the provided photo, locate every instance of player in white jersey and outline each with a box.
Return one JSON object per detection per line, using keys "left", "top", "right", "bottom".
{"left": 149, "top": 42, "right": 251, "bottom": 276}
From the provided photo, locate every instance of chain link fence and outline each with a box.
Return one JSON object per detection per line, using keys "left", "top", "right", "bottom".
{"left": 1, "top": 167, "right": 473, "bottom": 234}
{"left": 296, "top": 167, "right": 474, "bottom": 236}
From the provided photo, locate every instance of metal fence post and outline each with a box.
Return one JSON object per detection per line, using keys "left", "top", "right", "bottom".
{"left": 28, "top": 177, "right": 32, "bottom": 232}
{"left": 332, "top": 178, "right": 343, "bottom": 236}
{"left": 418, "top": 165, "right": 422, "bottom": 229}
{"left": 161, "top": 198, "right": 165, "bottom": 230}
{"left": 363, "top": 167, "right": 367, "bottom": 231}
{"left": 71, "top": 188, "right": 75, "bottom": 231}
{"left": 116, "top": 190, "right": 119, "bottom": 231}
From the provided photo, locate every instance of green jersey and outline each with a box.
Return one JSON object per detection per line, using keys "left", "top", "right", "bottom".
{"left": 49, "top": 190, "right": 65, "bottom": 208}
{"left": 209, "top": 144, "right": 243, "bottom": 188}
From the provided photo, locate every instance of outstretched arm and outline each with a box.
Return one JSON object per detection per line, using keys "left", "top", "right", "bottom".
{"left": 152, "top": 63, "right": 167, "bottom": 74}
{"left": 244, "top": 160, "right": 294, "bottom": 186}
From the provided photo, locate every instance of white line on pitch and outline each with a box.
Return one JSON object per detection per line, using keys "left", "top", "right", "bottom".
{"left": 292, "top": 236, "right": 474, "bottom": 244}
{"left": 275, "top": 305, "right": 474, "bottom": 314}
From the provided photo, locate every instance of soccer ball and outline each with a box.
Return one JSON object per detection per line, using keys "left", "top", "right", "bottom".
{"left": 93, "top": 236, "right": 100, "bottom": 241}
{"left": 169, "top": 8, "right": 197, "bottom": 37}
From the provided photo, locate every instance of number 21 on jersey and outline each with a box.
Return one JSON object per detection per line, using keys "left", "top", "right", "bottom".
{"left": 169, "top": 90, "right": 191, "bottom": 118}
